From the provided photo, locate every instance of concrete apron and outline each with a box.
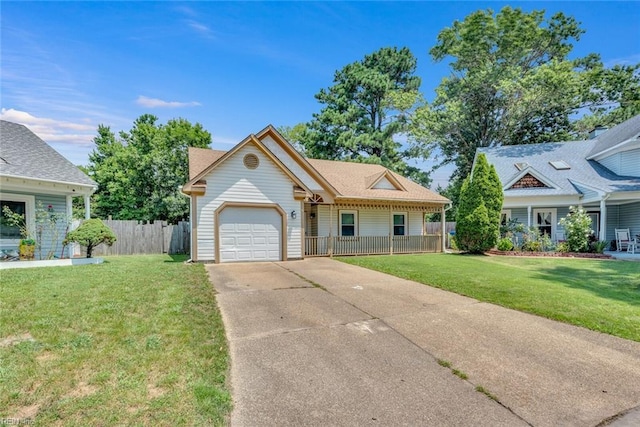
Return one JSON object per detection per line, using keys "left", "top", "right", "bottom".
{"left": 207, "top": 258, "right": 640, "bottom": 427}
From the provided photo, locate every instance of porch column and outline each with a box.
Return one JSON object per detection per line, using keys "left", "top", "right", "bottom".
{"left": 84, "top": 195, "right": 91, "bottom": 219}
{"left": 527, "top": 205, "right": 532, "bottom": 228}
{"left": 600, "top": 198, "right": 607, "bottom": 241}
{"left": 441, "top": 205, "right": 446, "bottom": 253}
{"left": 328, "top": 204, "right": 333, "bottom": 257}
{"left": 389, "top": 205, "right": 393, "bottom": 254}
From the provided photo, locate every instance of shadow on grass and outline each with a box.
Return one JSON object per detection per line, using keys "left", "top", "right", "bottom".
{"left": 165, "top": 254, "right": 189, "bottom": 263}
{"left": 534, "top": 262, "right": 640, "bottom": 305}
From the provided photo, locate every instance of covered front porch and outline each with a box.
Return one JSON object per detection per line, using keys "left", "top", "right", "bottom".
{"left": 303, "top": 199, "right": 449, "bottom": 257}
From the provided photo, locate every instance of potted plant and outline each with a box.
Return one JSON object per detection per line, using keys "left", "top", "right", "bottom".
{"left": 19, "top": 238, "right": 36, "bottom": 260}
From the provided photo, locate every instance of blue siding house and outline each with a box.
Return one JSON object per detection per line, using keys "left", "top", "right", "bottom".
{"left": 0, "top": 120, "right": 96, "bottom": 259}
{"left": 477, "top": 114, "right": 640, "bottom": 247}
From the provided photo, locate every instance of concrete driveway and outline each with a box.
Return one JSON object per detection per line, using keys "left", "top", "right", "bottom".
{"left": 207, "top": 257, "right": 640, "bottom": 426}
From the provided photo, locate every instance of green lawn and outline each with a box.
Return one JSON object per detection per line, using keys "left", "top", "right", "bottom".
{"left": 339, "top": 254, "right": 640, "bottom": 342}
{"left": 0, "top": 255, "right": 230, "bottom": 426}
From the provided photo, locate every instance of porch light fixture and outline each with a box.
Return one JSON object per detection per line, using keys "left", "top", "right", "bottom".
{"left": 291, "top": 210, "right": 297, "bottom": 219}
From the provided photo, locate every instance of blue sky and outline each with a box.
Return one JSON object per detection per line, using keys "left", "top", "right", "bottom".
{"left": 2, "top": 1, "right": 639, "bottom": 188}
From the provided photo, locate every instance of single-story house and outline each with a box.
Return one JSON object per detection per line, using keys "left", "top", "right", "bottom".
{"left": 182, "top": 125, "right": 451, "bottom": 263}
{"left": 478, "top": 114, "right": 640, "bottom": 246}
{"left": 0, "top": 120, "right": 96, "bottom": 258}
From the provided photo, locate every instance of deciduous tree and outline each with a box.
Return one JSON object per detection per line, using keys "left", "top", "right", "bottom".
{"left": 87, "top": 115, "right": 211, "bottom": 222}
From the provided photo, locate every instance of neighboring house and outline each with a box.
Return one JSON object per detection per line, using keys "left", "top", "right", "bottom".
{"left": 0, "top": 120, "right": 96, "bottom": 258}
{"left": 478, "top": 114, "right": 640, "bottom": 246}
{"left": 182, "top": 125, "right": 451, "bottom": 263}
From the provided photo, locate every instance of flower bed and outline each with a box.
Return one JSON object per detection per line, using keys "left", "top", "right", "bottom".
{"left": 487, "top": 250, "right": 612, "bottom": 259}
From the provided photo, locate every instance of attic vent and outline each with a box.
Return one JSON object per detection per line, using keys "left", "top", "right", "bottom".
{"left": 243, "top": 153, "right": 259, "bottom": 169}
{"left": 549, "top": 160, "right": 570, "bottom": 170}
{"left": 515, "top": 162, "right": 529, "bottom": 171}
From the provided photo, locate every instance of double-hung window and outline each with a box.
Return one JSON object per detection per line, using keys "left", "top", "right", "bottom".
{"left": 393, "top": 213, "right": 407, "bottom": 236}
{"left": 339, "top": 211, "right": 357, "bottom": 236}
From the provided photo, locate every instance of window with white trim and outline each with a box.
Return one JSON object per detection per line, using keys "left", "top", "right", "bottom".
{"left": 533, "top": 208, "right": 556, "bottom": 237}
{"left": 393, "top": 213, "right": 407, "bottom": 236}
{"left": 500, "top": 210, "right": 512, "bottom": 227}
{"left": 0, "top": 194, "right": 35, "bottom": 245}
{"left": 339, "top": 210, "right": 357, "bottom": 236}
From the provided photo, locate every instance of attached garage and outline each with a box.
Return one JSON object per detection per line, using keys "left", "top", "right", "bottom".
{"left": 217, "top": 205, "right": 284, "bottom": 263}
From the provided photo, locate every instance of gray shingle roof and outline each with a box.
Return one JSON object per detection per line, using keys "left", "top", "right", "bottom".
{"left": 480, "top": 140, "right": 640, "bottom": 197}
{"left": 587, "top": 114, "right": 640, "bottom": 158}
{"left": 0, "top": 120, "right": 96, "bottom": 187}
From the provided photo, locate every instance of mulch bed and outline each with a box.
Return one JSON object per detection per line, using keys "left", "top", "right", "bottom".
{"left": 486, "top": 250, "right": 612, "bottom": 259}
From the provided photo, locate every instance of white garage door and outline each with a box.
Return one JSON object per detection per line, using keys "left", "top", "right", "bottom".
{"left": 218, "top": 207, "right": 282, "bottom": 262}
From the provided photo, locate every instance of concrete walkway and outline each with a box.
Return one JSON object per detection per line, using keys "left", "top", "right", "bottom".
{"left": 207, "top": 258, "right": 640, "bottom": 426}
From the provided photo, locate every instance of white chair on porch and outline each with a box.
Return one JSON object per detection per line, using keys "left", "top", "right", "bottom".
{"left": 615, "top": 229, "right": 636, "bottom": 254}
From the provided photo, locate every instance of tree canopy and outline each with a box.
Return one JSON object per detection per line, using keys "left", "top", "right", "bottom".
{"left": 87, "top": 114, "right": 211, "bottom": 223}
{"left": 300, "top": 47, "right": 429, "bottom": 185}
{"left": 409, "top": 6, "right": 639, "bottom": 200}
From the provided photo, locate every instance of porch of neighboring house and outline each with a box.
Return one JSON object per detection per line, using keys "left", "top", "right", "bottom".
{"left": 303, "top": 200, "right": 447, "bottom": 257}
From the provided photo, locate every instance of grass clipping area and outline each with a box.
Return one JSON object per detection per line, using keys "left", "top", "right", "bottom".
{"left": 0, "top": 255, "right": 231, "bottom": 426}
{"left": 340, "top": 254, "right": 640, "bottom": 342}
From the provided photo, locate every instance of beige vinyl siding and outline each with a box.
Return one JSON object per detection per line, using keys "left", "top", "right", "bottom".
{"left": 409, "top": 211, "right": 424, "bottom": 235}
{"left": 261, "top": 135, "right": 326, "bottom": 191}
{"left": 599, "top": 148, "right": 640, "bottom": 177}
{"left": 317, "top": 205, "right": 334, "bottom": 237}
{"left": 359, "top": 210, "right": 389, "bottom": 236}
{"left": 316, "top": 207, "right": 425, "bottom": 237}
{"left": 196, "top": 143, "right": 302, "bottom": 261}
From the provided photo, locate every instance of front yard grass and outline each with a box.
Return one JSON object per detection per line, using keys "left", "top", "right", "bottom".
{"left": 339, "top": 254, "right": 640, "bottom": 342}
{"left": 0, "top": 255, "right": 230, "bottom": 426}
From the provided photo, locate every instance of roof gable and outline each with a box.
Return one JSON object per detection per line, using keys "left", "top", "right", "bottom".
{"left": 0, "top": 120, "right": 95, "bottom": 188}
{"left": 183, "top": 133, "right": 312, "bottom": 195}
{"left": 365, "top": 170, "right": 407, "bottom": 191}
{"left": 504, "top": 166, "right": 557, "bottom": 191}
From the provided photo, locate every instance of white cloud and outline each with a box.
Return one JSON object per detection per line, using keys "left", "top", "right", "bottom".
{"left": 187, "top": 20, "right": 214, "bottom": 38}
{"left": 136, "top": 96, "right": 202, "bottom": 108}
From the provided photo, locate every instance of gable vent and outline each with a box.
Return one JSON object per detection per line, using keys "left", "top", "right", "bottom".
{"left": 243, "top": 153, "right": 259, "bottom": 169}
{"left": 549, "top": 160, "right": 570, "bottom": 170}
{"left": 514, "top": 162, "right": 528, "bottom": 171}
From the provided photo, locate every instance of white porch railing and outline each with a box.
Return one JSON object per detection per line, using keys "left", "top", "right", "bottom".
{"left": 304, "top": 235, "right": 441, "bottom": 257}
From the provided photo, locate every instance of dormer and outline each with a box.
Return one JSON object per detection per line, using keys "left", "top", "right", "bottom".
{"left": 365, "top": 170, "right": 406, "bottom": 191}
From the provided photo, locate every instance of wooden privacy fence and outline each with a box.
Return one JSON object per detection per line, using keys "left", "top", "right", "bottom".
{"left": 426, "top": 222, "right": 456, "bottom": 248}
{"left": 425, "top": 222, "right": 456, "bottom": 234}
{"left": 84, "top": 220, "right": 190, "bottom": 256}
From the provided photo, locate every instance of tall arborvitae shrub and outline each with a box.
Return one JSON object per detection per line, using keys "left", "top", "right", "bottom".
{"left": 454, "top": 153, "right": 504, "bottom": 253}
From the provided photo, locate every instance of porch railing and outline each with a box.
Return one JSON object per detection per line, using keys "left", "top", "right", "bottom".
{"left": 304, "top": 235, "right": 441, "bottom": 257}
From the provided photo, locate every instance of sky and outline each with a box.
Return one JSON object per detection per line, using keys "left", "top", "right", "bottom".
{"left": 2, "top": 1, "right": 639, "bottom": 189}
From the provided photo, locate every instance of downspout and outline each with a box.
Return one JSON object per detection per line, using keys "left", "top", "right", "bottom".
{"left": 442, "top": 202, "right": 453, "bottom": 252}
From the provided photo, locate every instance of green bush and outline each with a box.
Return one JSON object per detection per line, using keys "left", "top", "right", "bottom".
{"left": 497, "top": 237, "right": 514, "bottom": 251}
{"left": 556, "top": 242, "right": 570, "bottom": 253}
{"left": 64, "top": 219, "right": 116, "bottom": 258}
{"left": 590, "top": 240, "right": 609, "bottom": 254}
{"left": 455, "top": 154, "right": 504, "bottom": 253}
{"left": 558, "top": 207, "right": 593, "bottom": 252}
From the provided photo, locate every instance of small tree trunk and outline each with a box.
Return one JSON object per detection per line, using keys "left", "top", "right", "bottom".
{"left": 86, "top": 244, "right": 93, "bottom": 258}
